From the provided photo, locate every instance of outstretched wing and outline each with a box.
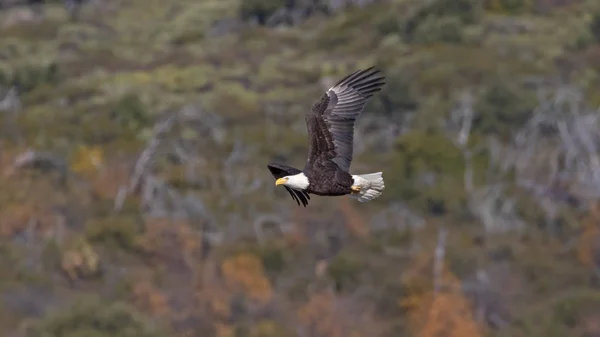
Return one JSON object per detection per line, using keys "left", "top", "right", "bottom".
{"left": 305, "top": 67, "right": 385, "bottom": 172}
{"left": 267, "top": 163, "right": 310, "bottom": 207}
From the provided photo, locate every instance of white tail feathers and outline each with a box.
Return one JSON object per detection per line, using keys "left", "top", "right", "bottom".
{"left": 350, "top": 172, "right": 385, "bottom": 203}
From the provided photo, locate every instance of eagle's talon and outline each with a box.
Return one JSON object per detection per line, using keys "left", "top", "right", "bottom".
{"left": 351, "top": 185, "right": 361, "bottom": 194}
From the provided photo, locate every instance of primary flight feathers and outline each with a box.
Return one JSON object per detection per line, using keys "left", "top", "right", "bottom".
{"left": 267, "top": 67, "right": 386, "bottom": 207}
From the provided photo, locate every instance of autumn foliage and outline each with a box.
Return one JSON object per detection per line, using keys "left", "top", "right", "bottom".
{"left": 578, "top": 202, "right": 600, "bottom": 269}
{"left": 400, "top": 247, "right": 483, "bottom": 337}
{"left": 221, "top": 253, "right": 273, "bottom": 304}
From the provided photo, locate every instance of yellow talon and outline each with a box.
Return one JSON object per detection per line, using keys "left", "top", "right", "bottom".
{"left": 351, "top": 185, "right": 361, "bottom": 194}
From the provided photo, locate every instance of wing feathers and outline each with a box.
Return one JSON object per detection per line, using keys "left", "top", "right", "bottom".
{"left": 306, "top": 67, "right": 385, "bottom": 172}
{"left": 271, "top": 67, "right": 385, "bottom": 206}
{"left": 334, "top": 67, "right": 379, "bottom": 88}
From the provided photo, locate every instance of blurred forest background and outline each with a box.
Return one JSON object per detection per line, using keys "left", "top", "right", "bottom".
{"left": 2, "top": 0, "right": 600, "bottom": 336}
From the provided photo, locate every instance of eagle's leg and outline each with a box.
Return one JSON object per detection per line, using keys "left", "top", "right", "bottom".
{"left": 351, "top": 185, "right": 362, "bottom": 194}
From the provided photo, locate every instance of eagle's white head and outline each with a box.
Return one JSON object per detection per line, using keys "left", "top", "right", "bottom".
{"left": 275, "top": 172, "right": 309, "bottom": 190}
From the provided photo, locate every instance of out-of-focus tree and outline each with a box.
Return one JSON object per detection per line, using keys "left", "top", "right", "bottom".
{"left": 577, "top": 202, "right": 600, "bottom": 276}
{"left": 21, "top": 294, "right": 171, "bottom": 337}
{"left": 400, "top": 229, "right": 483, "bottom": 337}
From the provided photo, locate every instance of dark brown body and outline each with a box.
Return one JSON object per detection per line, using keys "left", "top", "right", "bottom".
{"left": 303, "top": 160, "right": 353, "bottom": 196}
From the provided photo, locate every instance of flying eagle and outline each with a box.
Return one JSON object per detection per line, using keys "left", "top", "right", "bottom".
{"left": 267, "top": 67, "right": 386, "bottom": 207}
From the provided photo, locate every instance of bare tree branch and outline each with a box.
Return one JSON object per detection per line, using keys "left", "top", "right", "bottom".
{"left": 0, "top": 86, "right": 23, "bottom": 144}
{"left": 433, "top": 226, "right": 448, "bottom": 295}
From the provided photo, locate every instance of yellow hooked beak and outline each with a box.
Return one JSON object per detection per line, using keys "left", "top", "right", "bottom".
{"left": 275, "top": 177, "right": 288, "bottom": 186}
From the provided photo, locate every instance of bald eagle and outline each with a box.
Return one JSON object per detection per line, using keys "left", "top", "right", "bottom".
{"left": 267, "top": 67, "right": 386, "bottom": 207}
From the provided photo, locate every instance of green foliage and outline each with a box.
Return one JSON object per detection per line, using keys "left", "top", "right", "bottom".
{"left": 412, "top": 15, "right": 465, "bottom": 43}
{"left": 371, "top": 228, "right": 414, "bottom": 251}
{"left": 111, "top": 93, "right": 152, "bottom": 134}
{"left": 205, "top": 81, "right": 261, "bottom": 119}
{"left": 85, "top": 215, "right": 143, "bottom": 252}
{"left": 254, "top": 244, "right": 286, "bottom": 275}
{"left": 505, "top": 290, "right": 600, "bottom": 337}
{"left": 419, "top": 0, "right": 481, "bottom": 24}
{"left": 21, "top": 295, "right": 169, "bottom": 337}
{"left": 484, "top": 0, "right": 534, "bottom": 14}
{"left": 248, "top": 320, "right": 294, "bottom": 337}
{"left": 368, "top": 69, "right": 419, "bottom": 117}
{"left": 0, "top": 243, "right": 19, "bottom": 287}
{"left": 396, "top": 44, "right": 542, "bottom": 98}
{"left": 591, "top": 11, "right": 600, "bottom": 42}
{"left": 405, "top": 0, "right": 482, "bottom": 43}
{"left": 0, "top": 243, "right": 50, "bottom": 288}
{"left": 224, "top": 240, "right": 301, "bottom": 278}
{"left": 376, "top": 12, "right": 404, "bottom": 37}
{"left": 41, "top": 239, "right": 63, "bottom": 272}
{"left": 0, "top": 63, "right": 61, "bottom": 93}
{"left": 473, "top": 79, "right": 537, "bottom": 136}
{"left": 239, "top": 0, "right": 286, "bottom": 25}
{"left": 0, "top": 19, "right": 61, "bottom": 40}
{"left": 326, "top": 252, "right": 366, "bottom": 291}
{"left": 553, "top": 290, "right": 600, "bottom": 323}
{"left": 389, "top": 130, "right": 471, "bottom": 214}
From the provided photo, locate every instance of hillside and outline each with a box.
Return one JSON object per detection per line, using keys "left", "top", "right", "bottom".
{"left": 2, "top": 0, "right": 600, "bottom": 336}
